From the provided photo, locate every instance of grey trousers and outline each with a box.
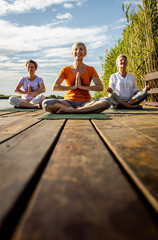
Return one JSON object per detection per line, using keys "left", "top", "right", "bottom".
{"left": 42, "top": 97, "right": 111, "bottom": 111}
{"left": 108, "top": 90, "right": 148, "bottom": 106}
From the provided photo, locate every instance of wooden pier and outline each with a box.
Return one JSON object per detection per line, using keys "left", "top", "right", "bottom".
{"left": 0, "top": 106, "right": 158, "bottom": 240}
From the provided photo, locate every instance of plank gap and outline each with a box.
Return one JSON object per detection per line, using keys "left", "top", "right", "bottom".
{"left": 90, "top": 119, "right": 158, "bottom": 218}
{"left": 0, "top": 120, "right": 43, "bottom": 145}
{"left": 0, "top": 120, "right": 67, "bottom": 240}
{"left": 113, "top": 119, "right": 158, "bottom": 144}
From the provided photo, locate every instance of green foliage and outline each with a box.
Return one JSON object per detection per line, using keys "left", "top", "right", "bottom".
{"left": 96, "top": 0, "right": 158, "bottom": 100}
{"left": 46, "top": 94, "right": 64, "bottom": 99}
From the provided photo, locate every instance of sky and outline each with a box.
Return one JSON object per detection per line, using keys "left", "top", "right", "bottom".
{"left": 0, "top": 0, "right": 140, "bottom": 97}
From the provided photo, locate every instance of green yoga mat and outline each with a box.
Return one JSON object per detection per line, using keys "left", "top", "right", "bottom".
{"left": 40, "top": 113, "right": 111, "bottom": 120}
{"left": 0, "top": 107, "right": 39, "bottom": 112}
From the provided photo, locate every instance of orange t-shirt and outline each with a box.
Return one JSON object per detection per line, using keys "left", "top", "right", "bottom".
{"left": 58, "top": 66, "right": 99, "bottom": 101}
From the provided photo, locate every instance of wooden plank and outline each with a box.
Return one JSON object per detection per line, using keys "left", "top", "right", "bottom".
{"left": 143, "top": 71, "right": 158, "bottom": 81}
{"left": 12, "top": 120, "right": 158, "bottom": 240}
{"left": 144, "top": 101, "right": 158, "bottom": 107}
{"left": 113, "top": 115, "right": 158, "bottom": 142}
{"left": 107, "top": 110, "right": 158, "bottom": 115}
{"left": 0, "top": 110, "right": 43, "bottom": 127}
{"left": 148, "top": 88, "right": 158, "bottom": 94}
{"left": 0, "top": 111, "right": 28, "bottom": 116}
{"left": 0, "top": 119, "right": 65, "bottom": 238}
{"left": 92, "top": 119, "right": 158, "bottom": 213}
{"left": 0, "top": 110, "right": 45, "bottom": 143}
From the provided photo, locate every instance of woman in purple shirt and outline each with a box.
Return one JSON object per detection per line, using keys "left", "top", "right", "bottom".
{"left": 9, "top": 59, "right": 46, "bottom": 108}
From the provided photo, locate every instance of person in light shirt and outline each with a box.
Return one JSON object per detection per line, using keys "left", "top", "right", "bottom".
{"left": 107, "top": 54, "right": 150, "bottom": 109}
{"left": 9, "top": 59, "right": 45, "bottom": 108}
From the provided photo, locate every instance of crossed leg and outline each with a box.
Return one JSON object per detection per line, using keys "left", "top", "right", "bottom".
{"left": 45, "top": 101, "right": 110, "bottom": 114}
{"left": 56, "top": 101, "right": 110, "bottom": 114}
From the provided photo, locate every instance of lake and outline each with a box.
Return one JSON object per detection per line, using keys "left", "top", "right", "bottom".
{"left": 0, "top": 99, "right": 10, "bottom": 108}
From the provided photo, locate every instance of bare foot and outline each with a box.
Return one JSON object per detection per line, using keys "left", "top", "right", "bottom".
{"left": 127, "top": 99, "right": 138, "bottom": 105}
{"left": 30, "top": 104, "right": 40, "bottom": 109}
{"left": 56, "top": 107, "right": 76, "bottom": 114}
{"left": 133, "top": 105, "right": 143, "bottom": 109}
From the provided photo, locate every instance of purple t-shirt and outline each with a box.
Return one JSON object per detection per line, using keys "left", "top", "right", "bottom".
{"left": 20, "top": 76, "right": 44, "bottom": 101}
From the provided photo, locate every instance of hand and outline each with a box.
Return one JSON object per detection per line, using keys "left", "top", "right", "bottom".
{"left": 144, "top": 85, "right": 150, "bottom": 91}
{"left": 28, "top": 84, "right": 32, "bottom": 94}
{"left": 107, "top": 87, "right": 113, "bottom": 93}
{"left": 75, "top": 72, "right": 81, "bottom": 89}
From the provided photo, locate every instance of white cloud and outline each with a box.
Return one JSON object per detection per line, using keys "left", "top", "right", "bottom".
{"left": 56, "top": 13, "right": 72, "bottom": 20}
{"left": 0, "top": 19, "right": 109, "bottom": 95}
{"left": 42, "top": 47, "right": 72, "bottom": 58}
{"left": 76, "top": 0, "right": 87, "bottom": 7}
{"left": 63, "top": 3, "right": 74, "bottom": 9}
{"left": 0, "top": 19, "right": 108, "bottom": 54}
{"left": 0, "top": 0, "right": 78, "bottom": 16}
{"left": 118, "top": 18, "right": 127, "bottom": 23}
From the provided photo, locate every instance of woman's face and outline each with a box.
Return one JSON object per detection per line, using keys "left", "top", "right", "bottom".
{"left": 26, "top": 62, "right": 36, "bottom": 75}
{"left": 72, "top": 44, "right": 87, "bottom": 61}
{"left": 117, "top": 57, "right": 127, "bottom": 70}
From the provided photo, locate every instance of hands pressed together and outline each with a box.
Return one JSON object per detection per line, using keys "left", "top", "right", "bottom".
{"left": 27, "top": 84, "right": 33, "bottom": 94}
{"left": 74, "top": 72, "right": 82, "bottom": 89}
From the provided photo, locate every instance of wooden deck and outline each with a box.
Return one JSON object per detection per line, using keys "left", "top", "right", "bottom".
{"left": 0, "top": 106, "right": 158, "bottom": 240}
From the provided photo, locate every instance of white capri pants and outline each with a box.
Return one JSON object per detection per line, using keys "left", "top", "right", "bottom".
{"left": 9, "top": 94, "right": 45, "bottom": 107}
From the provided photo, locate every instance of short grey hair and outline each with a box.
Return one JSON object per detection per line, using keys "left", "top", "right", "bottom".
{"left": 116, "top": 54, "right": 127, "bottom": 65}
{"left": 72, "top": 42, "right": 87, "bottom": 53}
{"left": 25, "top": 59, "right": 38, "bottom": 70}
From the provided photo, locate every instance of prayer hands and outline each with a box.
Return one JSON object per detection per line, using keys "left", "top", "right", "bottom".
{"left": 74, "top": 72, "right": 81, "bottom": 89}
{"left": 28, "top": 84, "right": 32, "bottom": 94}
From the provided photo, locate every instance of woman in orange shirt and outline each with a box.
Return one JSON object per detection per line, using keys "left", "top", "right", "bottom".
{"left": 42, "top": 42, "right": 111, "bottom": 113}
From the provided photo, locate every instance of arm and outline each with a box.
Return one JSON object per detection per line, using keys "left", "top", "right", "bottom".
{"left": 14, "top": 82, "right": 28, "bottom": 94}
{"left": 107, "top": 74, "right": 115, "bottom": 93}
{"left": 52, "top": 76, "right": 77, "bottom": 91}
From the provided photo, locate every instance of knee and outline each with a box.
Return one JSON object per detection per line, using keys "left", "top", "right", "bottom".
{"left": 42, "top": 99, "right": 56, "bottom": 111}
{"left": 40, "top": 94, "right": 45, "bottom": 101}
{"left": 9, "top": 96, "right": 17, "bottom": 105}
{"left": 99, "top": 97, "right": 111, "bottom": 108}
{"left": 9, "top": 96, "right": 14, "bottom": 104}
{"left": 108, "top": 92, "right": 121, "bottom": 105}
{"left": 108, "top": 93, "right": 112, "bottom": 98}
{"left": 102, "top": 101, "right": 111, "bottom": 109}
{"left": 42, "top": 99, "right": 49, "bottom": 111}
{"left": 108, "top": 92, "right": 117, "bottom": 98}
